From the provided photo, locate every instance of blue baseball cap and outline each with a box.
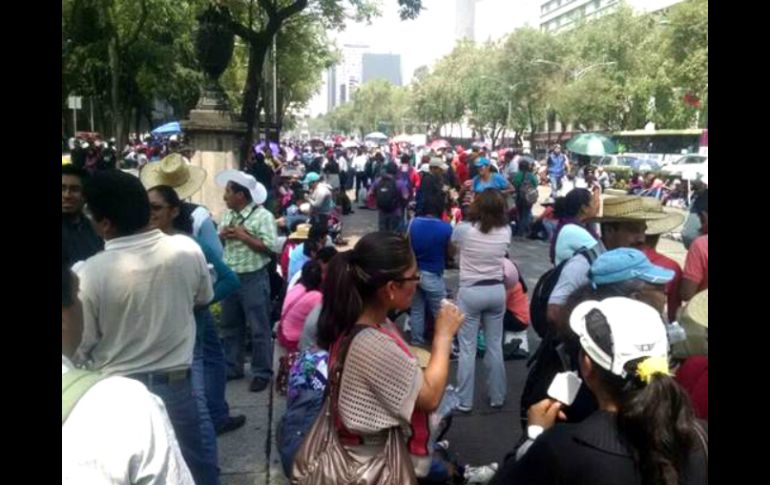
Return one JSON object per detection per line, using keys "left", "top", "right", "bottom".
{"left": 302, "top": 172, "right": 321, "bottom": 185}
{"left": 590, "top": 248, "right": 675, "bottom": 286}
{"left": 475, "top": 157, "right": 491, "bottom": 167}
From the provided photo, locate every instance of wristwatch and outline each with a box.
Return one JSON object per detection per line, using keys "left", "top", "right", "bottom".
{"left": 527, "top": 424, "right": 545, "bottom": 441}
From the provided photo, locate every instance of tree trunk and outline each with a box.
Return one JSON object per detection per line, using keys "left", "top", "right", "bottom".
{"left": 134, "top": 108, "right": 141, "bottom": 137}
{"left": 527, "top": 102, "right": 536, "bottom": 151}
{"left": 240, "top": 43, "right": 268, "bottom": 164}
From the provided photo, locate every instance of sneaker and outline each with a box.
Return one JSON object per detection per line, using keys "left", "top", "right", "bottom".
{"left": 456, "top": 405, "right": 473, "bottom": 414}
{"left": 215, "top": 415, "right": 246, "bottom": 435}
{"left": 490, "top": 401, "right": 505, "bottom": 409}
{"left": 249, "top": 376, "right": 271, "bottom": 393}
{"left": 226, "top": 372, "right": 245, "bottom": 381}
{"left": 435, "top": 440, "right": 450, "bottom": 451}
{"left": 465, "top": 463, "right": 498, "bottom": 484}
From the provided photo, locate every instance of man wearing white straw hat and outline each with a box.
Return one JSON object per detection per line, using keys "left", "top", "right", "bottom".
{"left": 215, "top": 169, "right": 277, "bottom": 393}
{"left": 640, "top": 197, "right": 686, "bottom": 322}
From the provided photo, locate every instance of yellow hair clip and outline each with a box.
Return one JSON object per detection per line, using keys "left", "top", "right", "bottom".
{"left": 635, "top": 356, "right": 670, "bottom": 384}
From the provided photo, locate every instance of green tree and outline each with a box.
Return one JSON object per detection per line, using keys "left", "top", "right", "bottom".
{"left": 498, "top": 27, "right": 567, "bottom": 148}
{"left": 662, "top": 0, "right": 708, "bottom": 127}
{"left": 212, "top": 0, "right": 424, "bottom": 157}
{"left": 63, "top": 0, "right": 204, "bottom": 148}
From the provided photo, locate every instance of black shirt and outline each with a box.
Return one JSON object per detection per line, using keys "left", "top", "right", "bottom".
{"left": 62, "top": 214, "right": 104, "bottom": 263}
{"left": 491, "top": 411, "right": 707, "bottom": 485}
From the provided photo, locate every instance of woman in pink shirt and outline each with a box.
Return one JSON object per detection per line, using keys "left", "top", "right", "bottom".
{"left": 277, "top": 260, "right": 324, "bottom": 353}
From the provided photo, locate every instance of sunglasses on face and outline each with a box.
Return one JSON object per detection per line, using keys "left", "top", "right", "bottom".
{"left": 393, "top": 272, "right": 421, "bottom": 283}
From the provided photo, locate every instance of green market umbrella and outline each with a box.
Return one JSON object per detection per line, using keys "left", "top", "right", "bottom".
{"left": 566, "top": 133, "right": 617, "bottom": 156}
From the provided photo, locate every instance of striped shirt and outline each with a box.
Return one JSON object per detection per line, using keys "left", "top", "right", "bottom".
{"left": 221, "top": 203, "right": 277, "bottom": 274}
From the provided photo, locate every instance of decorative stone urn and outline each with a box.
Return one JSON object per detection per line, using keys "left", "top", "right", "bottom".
{"left": 195, "top": 6, "right": 235, "bottom": 111}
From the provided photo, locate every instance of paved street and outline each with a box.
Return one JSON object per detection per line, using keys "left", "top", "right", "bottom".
{"left": 219, "top": 188, "right": 687, "bottom": 484}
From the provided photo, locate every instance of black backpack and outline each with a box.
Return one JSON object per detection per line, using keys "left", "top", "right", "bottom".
{"left": 375, "top": 176, "right": 399, "bottom": 212}
{"left": 528, "top": 248, "right": 595, "bottom": 339}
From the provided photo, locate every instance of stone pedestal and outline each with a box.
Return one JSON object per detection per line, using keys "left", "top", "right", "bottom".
{"left": 182, "top": 110, "right": 246, "bottom": 221}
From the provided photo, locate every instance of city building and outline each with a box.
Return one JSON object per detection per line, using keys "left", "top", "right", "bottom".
{"left": 326, "top": 44, "right": 369, "bottom": 111}
{"left": 540, "top": 0, "right": 684, "bottom": 34}
{"left": 361, "top": 53, "right": 403, "bottom": 86}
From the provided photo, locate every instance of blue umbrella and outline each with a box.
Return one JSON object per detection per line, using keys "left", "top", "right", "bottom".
{"left": 151, "top": 121, "right": 181, "bottom": 136}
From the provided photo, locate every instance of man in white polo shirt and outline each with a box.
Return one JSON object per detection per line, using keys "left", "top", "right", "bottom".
{"left": 75, "top": 170, "right": 216, "bottom": 485}
{"left": 62, "top": 244, "right": 194, "bottom": 485}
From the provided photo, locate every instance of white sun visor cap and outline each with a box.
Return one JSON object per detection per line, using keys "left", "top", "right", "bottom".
{"left": 569, "top": 297, "right": 669, "bottom": 378}
{"left": 215, "top": 169, "right": 268, "bottom": 206}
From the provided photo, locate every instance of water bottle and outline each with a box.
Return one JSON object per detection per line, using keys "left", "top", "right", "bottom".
{"left": 667, "top": 321, "right": 687, "bottom": 345}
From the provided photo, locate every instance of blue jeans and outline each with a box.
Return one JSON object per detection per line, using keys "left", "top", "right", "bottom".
{"left": 549, "top": 174, "right": 563, "bottom": 197}
{"left": 544, "top": 219, "right": 557, "bottom": 242}
{"left": 145, "top": 376, "right": 219, "bottom": 485}
{"left": 517, "top": 204, "right": 533, "bottom": 237}
{"left": 456, "top": 284, "right": 507, "bottom": 409}
{"left": 378, "top": 211, "right": 402, "bottom": 232}
{"left": 194, "top": 308, "right": 230, "bottom": 428}
{"left": 191, "top": 319, "right": 220, "bottom": 483}
{"left": 221, "top": 268, "right": 273, "bottom": 380}
{"left": 410, "top": 271, "right": 446, "bottom": 345}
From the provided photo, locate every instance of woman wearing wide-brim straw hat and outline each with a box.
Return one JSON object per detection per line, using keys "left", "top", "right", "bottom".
{"left": 140, "top": 152, "right": 207, "bottom": 200}
{"left": 140, "top": 152, "right": 222, "bottom": 262}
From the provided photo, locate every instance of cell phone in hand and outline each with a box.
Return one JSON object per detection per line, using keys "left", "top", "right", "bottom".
{"left": 547, "top": 371, "right": 583, "bottom": 407}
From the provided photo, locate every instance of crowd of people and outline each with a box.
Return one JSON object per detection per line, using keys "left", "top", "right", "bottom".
{"left": 62, "top": 135, "right": 708, "bottom": 485}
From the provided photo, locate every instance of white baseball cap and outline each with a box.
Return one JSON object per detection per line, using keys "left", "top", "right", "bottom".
{"left": 215, "top": 169, "right": 268, "bottom": 205}
{"left": 570, "top": 297, "right": 669, "bottom": 379}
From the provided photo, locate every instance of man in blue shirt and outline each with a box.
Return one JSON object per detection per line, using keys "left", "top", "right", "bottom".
{"left": 408, "top": 194, "right": 455, "bottom": 346}
{"left": 547, "top": 144, "right": 570, "bottom": 197}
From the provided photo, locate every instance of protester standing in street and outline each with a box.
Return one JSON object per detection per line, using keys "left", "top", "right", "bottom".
{"left": 74, "top": 170, "right": 216, "bottom": 485}
{"left": 512, "top": 160, "right": 539, "bottom": 237}
{"left": 62, "top": 165, "right": 103, "bottom": 264}
{"left": 546, "top": 144, "right": 569, "bottom": 198}
{"left": 62, "top": 245, "right": 195, "bottom": 485}
{"left": 408, "top": 190, "right": 455, "bottom": 346}
{"left": 451, "top": 189, "right": 512, "bottom": 412}
{"left": 215, "top": 170, "right": 277, "bottom": 393}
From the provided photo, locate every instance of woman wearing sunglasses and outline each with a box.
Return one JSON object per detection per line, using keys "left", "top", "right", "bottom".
{"left": 312, "top": 232, "right": 464, "bottom": 480}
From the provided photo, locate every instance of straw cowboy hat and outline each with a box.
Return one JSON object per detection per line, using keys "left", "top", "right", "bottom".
{"left": 215, "top": 169, "right": 268, "bottom": 206}
{"left": 289, "top": 223, "right": 311, "bottom": 240}
{"left": 140, "top": 153, "right": 207, "bottom": 200}
{"left": 640, "top": 197, "right": 685, "bottom": 235}
{"left": 591, "top": 195, "right": 670, "bottom": 223}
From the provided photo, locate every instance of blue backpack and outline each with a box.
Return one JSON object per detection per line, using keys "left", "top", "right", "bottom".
{"left": 277, "top": 387, "right": 325, "bottom": 477}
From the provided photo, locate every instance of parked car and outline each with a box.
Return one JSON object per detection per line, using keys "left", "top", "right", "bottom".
{"left": 597, "top": 155, "right": 661, "bottom": 172}
{"left": 661, "top": 154, "right": 708, "bottom": 181}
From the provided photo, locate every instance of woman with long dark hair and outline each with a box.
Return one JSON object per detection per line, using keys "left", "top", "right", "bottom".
{"left": 491, "top": 297, "right": 707, "bottom": 485}
{"left": 549, "top": 187, "right": 600, "bottom": 264}
{"left": 451, "top": 189, "right": 512, "bottom": 412}
{"left": 315, "top": 232, "right": 463, "bottom": 478}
